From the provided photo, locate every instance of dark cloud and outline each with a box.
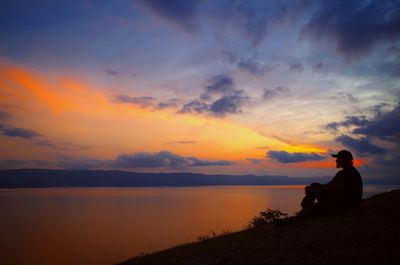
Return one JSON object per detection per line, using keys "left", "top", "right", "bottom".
{"left": 267, "top": 150, "right": 326, "bottom": 163}
{"left": 289, "top": 63, "right": 304, "bottom": 72}
{"left": 36, "top": 139, "right": 56, "bottom": 148}
{"left": 352, "top": 104, "right": 400, "bottom": 141}
{"left": 312, "top": 62, "right": 323, "bottom": 72}
{"left": 371, "top": 102, "right": 391, "bottom": 116}
{"left": 263, "top": 86, "right": 290, "bottom": 100}
{"left": 114, "top": 94, "right": 156, "bottom": 108}
{"left": 179, "top": 100, "right": 209, "bottom": 114}
{"left": 335, "top": 135, "right": 386, "bottom": 155}
{"left": 180, "top": 74, "right": 250, "bottom": 117}
{"left": 135, "top": 0, "right": 200, "bottom": 33}
{"left": 0, "top": 126, "right": 40, "bottom": 139}
{"left": 114, "top": 75, "right": 249, "bottom": 118}
{"left": 302, "top": 0, "right": 400, "bottom": 59}
{"left": 112, "top": 151, "right": 235, "bottom": 169}
{"left": 325, "top": 115, "right": 369, "bottom": 132}
{"left": 3, "top": 151, "right": 235, "bottom": 170}
{"left": 237, "top": 59, "right": 277, "bottom": 76}
{"left": 156, "top": 98, "right": 180, "bottom": 109}
{"left": 210, "top": 90, "right": 249, "bottom": 117}
{"left": 186, "top": 157, "right": 235, "bottom": 167}
{"left": 0, "top": 111, "right": 11, "bottom": 120}
{"left": 114, "top": 94, "right": 180, "bottom": 110}
{"left": 216, "top": 1, "right": 293, "bottom": 46}
{"left": 205, "top": 75, "right": 236, "bottom": 96}
{"left": 247, "top": 158, "right": 263, "bottom": 164}
{"left": 113, "top": 151, "right": 188, "bottom": 168}
{"left": 105, "top": 69, "right": 118, "bottom": 76}
{"left": 135, "top": 1, "right": 303, "bottom": 46}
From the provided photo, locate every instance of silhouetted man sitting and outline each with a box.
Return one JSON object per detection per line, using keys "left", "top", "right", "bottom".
{"left": 298, "top": 150, "right": 363, "bottom": 219}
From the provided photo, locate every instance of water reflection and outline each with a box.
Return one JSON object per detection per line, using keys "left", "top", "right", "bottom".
{"left": 0, "top": 185, "right": 396, "bottom": 265}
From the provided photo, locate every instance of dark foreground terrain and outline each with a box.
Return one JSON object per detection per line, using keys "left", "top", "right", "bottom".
{"left": 117, "top": 189, "right": 400, "bottom": 265}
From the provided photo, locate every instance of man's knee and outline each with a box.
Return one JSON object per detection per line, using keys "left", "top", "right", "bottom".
{"left": 310, "top": 183, "right": 322, "bottom": 188}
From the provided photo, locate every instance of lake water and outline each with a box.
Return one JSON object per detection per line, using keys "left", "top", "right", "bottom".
{"left": 0, "top": 185, "right": 396, "bottom": 265}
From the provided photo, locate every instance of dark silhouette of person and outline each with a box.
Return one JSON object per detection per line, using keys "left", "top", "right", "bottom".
{"left": 297, "top": 150, "right": 363, "bottom": 219}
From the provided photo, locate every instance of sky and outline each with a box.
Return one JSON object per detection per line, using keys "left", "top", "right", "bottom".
{"left": 0, "top": 0, "right": 399, "bottom": 179}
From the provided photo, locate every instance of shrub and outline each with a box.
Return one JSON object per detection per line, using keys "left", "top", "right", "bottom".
{"left": 249, "top": 208, "right": 288, "bottom": 227}
{"left": 197, "top": 229, "right": 232, "bottom": 241}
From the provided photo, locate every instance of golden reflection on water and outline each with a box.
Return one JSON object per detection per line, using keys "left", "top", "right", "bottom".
{"left": 0, "top": 185, "right": 309, "bottom": 265}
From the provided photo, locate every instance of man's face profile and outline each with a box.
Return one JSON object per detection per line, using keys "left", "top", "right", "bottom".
{"left": 336, "top": 157, "right": 344, "bottom": 168}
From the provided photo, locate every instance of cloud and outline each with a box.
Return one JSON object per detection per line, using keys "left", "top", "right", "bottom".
{"left": 209, "top": 90, "right": 249, "bottom": 117}
{"left": 267, "top": 150, "right": 326, "bottom": 163}
{"left": 237, "top": 59, "right": 277, "bottom": 76}
{"left": 135, "top": 1, "right": 299, "bottom": 46}
{"left": 325, "top": 115, "right": 369, "bottom": 132}
{"left": 0, "top": 111, "right": 11, "bottom": 120}
{"left": 179, "top": 100, "right": 209, "bottom": 114}
{"left": 1, "top": 151, "right": 236, "bottom": 170}
{"left": 113, "top": 94, "right": 181, "bottom": 110}
{"left": 0, "top": 125, "right": 40, "bottom": 139}
{"left": 135, "top": 0, "right": 200, "bottom": 33}
{"left": 35, "top": 139, "right": 56, "bottom": 148}
{"left": 352, "top": 104, "right": 400, "bottom": 141}
{"left": 105, "top": 69, "right": 118, "bottom": 76}
{"left": 301, "top": 0, "right": 400, "bottom": 59}
{"left": 247, "top": 158, "right": 263, "bottom": 164}
{"left": 156, "top": 98, "right": 181, "bottom": 109}
{"left": 289, "top": 63, "right": 304, "bottom": 72}
{"left": 186, "top": 157, "right": 235, "bottom": 167}
{"left": 312, "top": 62, "right": 323, "bottom": 72}
{"left": 180, "top": 74, "right": 250, "bottom": 117}
{"left": 328, "top": 104, "right": 400, "bottom": 142}
{"left": 204, "top": 74, "right": 236, "bottom": 96}
{"left": 263, "top": 86, "right": 290, "bottom": 100}
{"left": 216, "top": 1, "right": 293, "bottom": 46}
{"left": 111, "top": 151, "right": 235, "bottom": 169}
{"left": 335, "top": 135, "right": 386, "bottom": 155}
{"left": 114, "top": 94, "right": 156, "bottom": 108}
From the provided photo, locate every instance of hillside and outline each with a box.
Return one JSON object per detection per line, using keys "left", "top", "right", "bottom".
{"left": 117, "top": 189, "right": 400, "bottom": 265}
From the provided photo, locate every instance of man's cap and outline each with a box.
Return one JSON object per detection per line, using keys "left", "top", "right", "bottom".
{"left": 331, "top": 150, "right": 353, "bottom": 161}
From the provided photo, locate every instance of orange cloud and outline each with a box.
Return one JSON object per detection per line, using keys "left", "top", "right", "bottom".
{"left": 0, "top": 60, "right": 332, "bottom": 169}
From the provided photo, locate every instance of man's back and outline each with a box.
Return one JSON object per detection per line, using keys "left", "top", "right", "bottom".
{"left": 332, "top": 166, "right": 363, "bottom": 208}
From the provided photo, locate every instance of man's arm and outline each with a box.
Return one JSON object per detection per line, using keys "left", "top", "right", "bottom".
{"left": 305, "top": 177, "right": 340, "bottom": 195}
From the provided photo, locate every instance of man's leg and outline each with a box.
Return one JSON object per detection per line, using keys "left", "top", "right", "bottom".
{"left": 301, "top": 183, "right": 322, "bottom": 210}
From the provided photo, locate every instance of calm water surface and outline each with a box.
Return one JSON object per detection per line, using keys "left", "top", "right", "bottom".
{"left": 0, "top": 185, "right": 396, "bottom": 265}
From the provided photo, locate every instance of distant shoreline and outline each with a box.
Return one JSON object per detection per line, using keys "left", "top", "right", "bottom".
{"left": 1, "top": 168, "right": 399, "bottom": 188}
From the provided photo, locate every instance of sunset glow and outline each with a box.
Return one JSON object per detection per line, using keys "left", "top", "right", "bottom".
{"left": 1, "top": 1, "right": 399, "bottom": 179}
